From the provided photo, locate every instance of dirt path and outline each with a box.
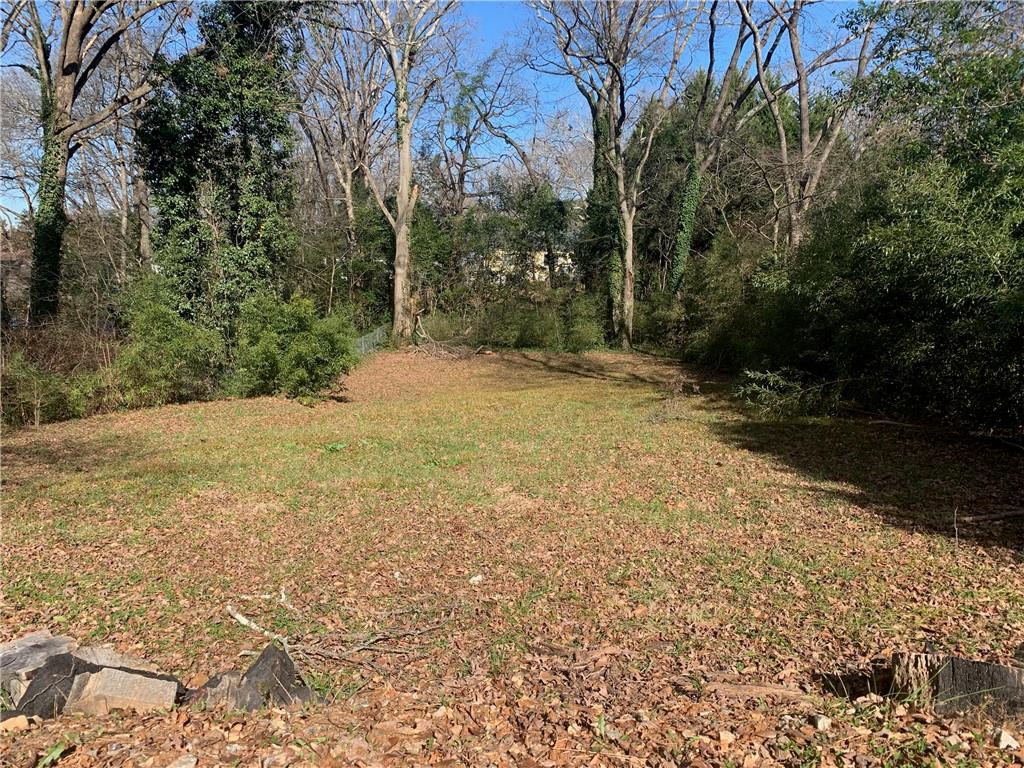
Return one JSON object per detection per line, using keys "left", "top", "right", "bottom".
{"left": 3, "top": 351, "right": 1022, "bottom": 766}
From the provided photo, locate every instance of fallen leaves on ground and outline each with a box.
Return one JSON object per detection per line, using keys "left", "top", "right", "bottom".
{"left": 2, "top": 350, "right": 1022, "bottom": 766}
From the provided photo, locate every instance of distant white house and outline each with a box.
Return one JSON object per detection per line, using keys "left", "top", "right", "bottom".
{"left": 485, "top": 249, "right": 576, "bottom": 284}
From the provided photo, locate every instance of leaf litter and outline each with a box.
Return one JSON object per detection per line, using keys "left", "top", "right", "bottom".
{"left": 2, "top": 350, "right": 1022, "bottom": 766}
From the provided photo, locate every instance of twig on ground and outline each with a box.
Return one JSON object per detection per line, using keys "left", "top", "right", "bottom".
{"left": 226, "top": 604, "right": 313, "bottom": 688}
{"left": 413, "top": 315, "right": 473, "bottom": 359}
{"left": 278, "top": 588, "right": 300, "bottom": 615}
{"left": 294, "top": 614, "right": 451, "bottom": 667}
{"left": 228, "top": 599, "right": 452, "bottom": 683}
{"left": 226, "top": 604, "right": 288, "bottom": 645}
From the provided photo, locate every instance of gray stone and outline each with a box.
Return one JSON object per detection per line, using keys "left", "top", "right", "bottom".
{"left": 241, "top": 644, "right": 313, "bottom": 708}
{"left": 188, "top": 644, "right": 313, "bottom": 712}
{"left": 994, "top": 728, "right": 1020, "bottom": 751}
{"left": 72, "top": 646, "right": 158, "bottom": 673}
{"left": 166, "top": 755, "right": 198, "bottom": 768}
{"left": 13, "top": 652, "right": 181, "bottom": 720}
{"left": 14, "top": 653, "right": 100, "bottom": 719}
{"left": 5, "top": 678, "right": 28, "bottom": 705}
{"left": 65, "top": 673, "right": 92, "bottom": 709}
{"left": 0, "top": 631, "right": 77, "bottom": 703}
{"left": 64, "top": 667, "right": 176, "bottom": 716}
{"left": 810, "top": 714, "right": 832, "bottom": 731}
{"left": 190, "top": 671, "right": 263, "bottom": 712}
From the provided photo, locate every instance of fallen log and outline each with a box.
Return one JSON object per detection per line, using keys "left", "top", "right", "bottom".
{"left": 705, "top": 681, "right": 816, "bottom": 706}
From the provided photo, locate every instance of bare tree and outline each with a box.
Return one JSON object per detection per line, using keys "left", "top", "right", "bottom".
{"left": 1, "top": 0, "right": 180, "bottom": 323}
{"left": 0, "top": 68, "right": 39, "bottom": 226}
{"left": 428, "top": 60, "right": 491, "bottom": 218}
{"left": 648, "top": 0, "right": 884, "bottom": 293}
{"left": 463, "top": 48, "right": 566, "bottom": 285}
{"left": 737, "top": 0, "right": 878, "bottom": 248}
{"left": 297, "top": 5, "right": 389, "bottom": 311}
{"left": 70, "top": 20, "right": 161, "bottom": 286}
{"left": 354, "top": 0, "right": 457, "bottom": 339}
{"left": 532, "top": 0, "right": 700, "bottom": 347}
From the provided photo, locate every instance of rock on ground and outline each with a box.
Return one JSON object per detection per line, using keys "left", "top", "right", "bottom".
{"left": 64, "top": 668, "right": 177, "bottom": 716}
{"left": 0, "top": 631, "right": 76, "bottom": 703}
{"left": 14, "top": 653, "right": 100, "bottom": 719}
{"left": 188, "top": 644, "right": 313, "bottom": 712}
{"left": 11, "top": 650, "right": 182, "bottom": 720}
{"left": 72, "top": 646, "right": 159, "bottom": 672}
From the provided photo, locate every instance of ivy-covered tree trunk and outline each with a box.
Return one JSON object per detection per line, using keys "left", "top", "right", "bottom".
{"left": 585, "top": 99, "right": 622, "bottom": 339}
{"left": 544, "top": 244, "right": 558, "bottom": 288}
{"left": 607, "top": 240, "right": 623, "bottom": 339}
{"left": 669, "top": 167, "right": 702, "bottom": 297}
{"left": 29, "top": 107, "right": 71, "bottom": 324}
{"left": 139, "top": 0, "right": 298, "bottom": 333}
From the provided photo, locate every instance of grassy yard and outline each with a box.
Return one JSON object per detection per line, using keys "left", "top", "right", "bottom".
{"left": 2, "top": 350, "right": 1022, "bottom": 767}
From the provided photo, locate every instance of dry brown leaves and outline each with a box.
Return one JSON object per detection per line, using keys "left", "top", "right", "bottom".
{"left": 3, "top": 351, "right": 1023, "bottom": 767}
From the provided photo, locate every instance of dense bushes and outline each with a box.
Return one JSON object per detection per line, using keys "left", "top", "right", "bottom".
{"left": 1, "top": 352, "right": 100, "bottom": 427}
{"left": 2, "top": 282, "right": 358, "bottom": 429}
{"left": 0, "top": 324, "right": 117, "bottom": 428}
{"left": 116, "top": 282, "right": 226, "bottom": 408}
{"left": 778, "top": 148, "right": 1023, "bottom": 429}
{"left": 661, "top": 139, "right": 1023, "bottom": 431}
{"left": 633, "top": 15, "right": 1024, "bottom": 433}
{"left": 472, "top": 291, "right": 604, "bottom": 352}
{"left": 229, "top": 293, "right": 357, "bottom": 398}
{"left": 563, "top": 295, "right": 605, "bottom": 353}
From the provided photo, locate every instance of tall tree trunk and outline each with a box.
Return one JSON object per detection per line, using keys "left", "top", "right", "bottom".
{"left": 788, "top": 206, "right": 806, "bottom": 250}
{"left": 619, "top": 207, "right": 635, "bottom": 350}
{"left": 134, "top": 176, "right": 153, "bottom": 266}
{"left": 118, "top": 161, "right": 130, "bottom": 282}
{"left": 340, "top": 171, "right": 357, "bottom": 252}
{"left": 331, "top": 170, "right": 358, "bottom": 315}
{"left": 588, "top": 99, "right": 620, "bottom": 335}
{"left": 29, "top": 109, "right": 70, "bottom": 324}
{"left": 392, "top": 76, "right": 414, "bottom": 339}
{"left": 132, "top": 112, "right": 153, "bottom": 268}
{"left": 670, "top": 167, "right": 702, "bottom": 297}
{"left": 544, "top": 237, "right": 558, "bottom": 288}
{"left": 608, "top": 234, "right": 623, "bottom": 339}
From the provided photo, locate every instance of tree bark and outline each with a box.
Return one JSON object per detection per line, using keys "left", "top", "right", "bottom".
{"left": 589, "top": 98, "right": 620, "bottom": 335}
{"left": 544, "top": 238, "right": 558, "bottom": 288}
{"left": 29, "top": 109, "right": 70, "bottom": 324}
{"left": 134, "top": 176, "right": 153, "bottom": 266}
{"left": 619, "top": 207, "right": 635, "bottom": 350}
{"left": 392, "top": 74, "right": 414, "bottom": 339}
{"left": 788, "top": 216, "right": 805, "bottom": 251}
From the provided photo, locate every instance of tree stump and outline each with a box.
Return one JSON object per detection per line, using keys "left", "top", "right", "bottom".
{"left": 892, "top": 652, "right": 1024, "bottom": 714}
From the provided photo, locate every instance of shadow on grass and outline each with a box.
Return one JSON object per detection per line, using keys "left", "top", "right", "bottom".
{"left": 1, "top": 426, "right": 230, "bottom": 506}
{"left": 493, "top": 350, "right": 685, "bottom": 388}
{"left": 709, "top": 416, "right": 1024, "bottom": 553}
{"left": 1, "top": 430, "right": 144, "bottom": 483}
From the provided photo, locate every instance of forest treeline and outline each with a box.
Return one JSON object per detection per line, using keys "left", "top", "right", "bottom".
{"left": 1, "top": 0, "right": 1021, "bottom": 432}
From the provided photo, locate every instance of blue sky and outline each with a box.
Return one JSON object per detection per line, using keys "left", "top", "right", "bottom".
{"left": 464, "top": 0, "right": 534, "bottom": 47}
